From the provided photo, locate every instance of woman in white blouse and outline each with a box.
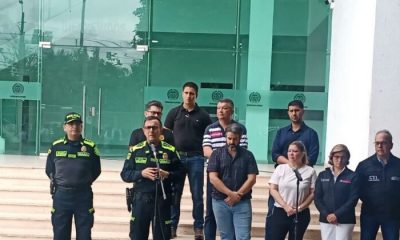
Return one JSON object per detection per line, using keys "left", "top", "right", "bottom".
{"left": 265, "top": 141, "right": 317, "bottom": 240}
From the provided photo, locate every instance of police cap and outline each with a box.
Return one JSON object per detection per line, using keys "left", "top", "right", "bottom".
{"left": 64, "top": 112, "right": 83, "bottom": 124}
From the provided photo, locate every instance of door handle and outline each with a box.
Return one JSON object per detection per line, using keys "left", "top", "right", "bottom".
{"left": 97, "top": 88, "right": 102, "bottom": 136}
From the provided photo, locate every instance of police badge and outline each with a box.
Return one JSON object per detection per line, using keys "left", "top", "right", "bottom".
{"left": 81, "top": 145, "right": 87, "bottom": 152}
{"left": 163, "top": 152, "right": 168, "bottom": 160}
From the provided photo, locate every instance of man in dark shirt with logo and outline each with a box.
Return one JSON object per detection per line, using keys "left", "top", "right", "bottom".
{"left": 356, "top": 130, "right": 400, "bottom": 240}
{"left": 164, "top": 82, "right": 212, "bottom": 239}
{"left": 129, "top": 100, "right": 174, "bottom": 148}
{"left": 121, "top": 116, "right": 182, "bottom": 240}
{"left": 45, "top": 112, "right": 101, "bottom": 240}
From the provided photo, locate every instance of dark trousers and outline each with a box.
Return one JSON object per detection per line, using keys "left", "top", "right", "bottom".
{"left": 360, "top": 214, "right": 400, "bottom": 240}
{"left": 204, "top": 173, "right": 217, "bottom": 240}
{"left": 130, "top": 192, "right": 171, "bottom": 240}
{"left": 51, "top": 188, "right": 94, "bottom": 240}
{"left": 264, "top": 193, "right": 275, "bottom": 239}
{"left": 264, "top": 207, "right": 310, "bottom": 240}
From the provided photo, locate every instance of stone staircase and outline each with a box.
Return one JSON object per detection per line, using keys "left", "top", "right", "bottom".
{"left": 0, "top": 156, "right": 381, "bottom": 240}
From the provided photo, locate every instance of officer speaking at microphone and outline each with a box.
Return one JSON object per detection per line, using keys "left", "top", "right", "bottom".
{"left": 121, "top": 116, "right": 183, "bottom": 240}
{"left": 45, "top": 112, "right": 101, "bottom": 240}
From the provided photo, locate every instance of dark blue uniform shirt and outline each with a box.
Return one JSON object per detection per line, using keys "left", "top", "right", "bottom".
{"left": 272, "top": 122, "right": 319, "bottom": 166}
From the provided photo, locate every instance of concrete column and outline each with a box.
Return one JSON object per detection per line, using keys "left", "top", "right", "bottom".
{"left": 326, "top": 0, "right": 377, "bottom": 169}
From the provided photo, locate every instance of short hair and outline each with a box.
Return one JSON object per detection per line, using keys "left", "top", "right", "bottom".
{"left": 145, "top": 100, "right": 163, "bottom": 111}
{"left": 328, "top": 144, "right": 351, "bottom": 166}
{"left": 376, "top": 129, "right": 393, "bottom": 143}
{"left": 288, "top": 100, "right": 304, "bottom": 109}
{"left": 218, "top": 98, "right": 234, "bottom": 109}
{"left": 225, "top": 123, "right": 243, "bottom": 138}
{"left": 289, "top": 141, "right": 308, "bottom": 164}
{"left": 143, "top": 116, "right": 162, "bottom": 127}
{"left": 182, "top": 82, "right": 199, "bottom": 96}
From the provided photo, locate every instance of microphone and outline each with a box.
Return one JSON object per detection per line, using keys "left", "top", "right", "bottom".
{"left": 150, "top": 143, "right": 157, "bottom": 159}
{"left": 293, "top": 168, "right": 303, "bottom": 181}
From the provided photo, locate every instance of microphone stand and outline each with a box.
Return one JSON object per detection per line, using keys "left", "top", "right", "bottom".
{"left": 150, "top": 143, "right": 167, "bottom": 240}
{"left": 293, "top": 168, "right": 303, "bottom": 240}
{"left": 151, "top": 144, "right": 167, "bottom": 200}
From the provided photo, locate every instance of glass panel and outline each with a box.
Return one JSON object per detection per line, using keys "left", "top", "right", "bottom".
{"left": 0, "top": 100, "right": 38, "bottom": 154}
{"left": 270, "top": 0, "right": 330, "bottom": 92}
{"left": 39, "top": 1, "right": 149, "bottom": 157}
{"left": 0, "top": 0, "right": 40, "bottom": 155}
{"left": 150, "top": 49, "right": 236, "bottom": 87}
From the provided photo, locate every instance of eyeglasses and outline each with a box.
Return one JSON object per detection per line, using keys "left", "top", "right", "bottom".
{"left": 374, "top": 141, "right": 390, "bottom": 146}
{"left": 144, "top": 125, "right": 159, "bottom": 130}
{"left": 146, "top": 110, "right": 162, "bottom": 116}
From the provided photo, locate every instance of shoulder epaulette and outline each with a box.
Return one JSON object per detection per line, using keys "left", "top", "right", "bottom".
{"left": 83, "top": 138, "right": 95, "bottom": 147}
{"left": 52, "top": 138, "right": 64, "bottom": 146}
{"left": 130, "top": 141, "right": 147, "bottom": 152}
{"left": 161, "top": 141, "right": 175, "bottom": 152}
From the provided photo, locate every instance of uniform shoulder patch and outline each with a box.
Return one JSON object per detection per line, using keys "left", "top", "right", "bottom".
{"left": 130, "top": 141, "right": 147, "bottom": 152}
{"left": 161, "top": 141, "right": 175, "bottom": 152}
{"left": 83, "top": 138, "right": 95, "bottom": 147}
{"left": 52, "top": 138, "right": 64, "bottom": 146}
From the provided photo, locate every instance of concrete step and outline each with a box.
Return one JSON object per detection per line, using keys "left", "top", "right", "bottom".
{"left": 0, "top": 163, "right": 370, "bottom": 239}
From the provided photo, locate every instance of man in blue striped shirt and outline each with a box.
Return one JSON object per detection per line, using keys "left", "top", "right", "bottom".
{"left": 202, "top": 98, "right": 248, "bottom": 240}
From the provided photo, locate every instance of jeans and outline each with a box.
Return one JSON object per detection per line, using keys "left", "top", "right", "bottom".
{"left": 204, "top": 172, "right": 217, "bottom": 240}
{"left": 360, "top": 214, "right": 400, "bottom": 240}
{"left": 171, "top": 155, "right": 204, "bottom": 230}
{"left": 212, "top": 198, "right": 252, "bottom": 240}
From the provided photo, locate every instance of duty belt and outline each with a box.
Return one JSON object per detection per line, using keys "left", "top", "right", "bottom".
{"left": 57, "top": 185, "right": 91, "bottom": 192}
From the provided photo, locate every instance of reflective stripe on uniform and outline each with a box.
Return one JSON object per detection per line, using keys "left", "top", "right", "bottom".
{"left": 135, "top": 157, "right": 147, "bottom": 164}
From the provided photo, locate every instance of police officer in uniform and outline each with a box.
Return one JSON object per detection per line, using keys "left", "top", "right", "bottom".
{"left": 121, "top": 116, "right": 183, "bottom": 240}
{"left": 45, "top": 112, "right": 101, "bottom": 240}
{"left": 129, "top": 100, "right": 174, "bottom": 148}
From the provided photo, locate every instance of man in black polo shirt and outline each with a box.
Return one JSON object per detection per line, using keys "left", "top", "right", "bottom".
{"left": 165, "top": 82, "right": 212, "bottom": 239}
{"left": 129, "top": 100, "right": 174, "bottom": 148}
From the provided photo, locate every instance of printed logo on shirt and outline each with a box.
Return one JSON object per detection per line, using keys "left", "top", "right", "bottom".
{"left": 210, "top": 132, "right": 223, "bottom": 138}
{"left": 368, "top": 176, "right": 380, "bottom": 182}
{"left": 320, "top": 178, "right": 330, "bottom": 182}
{"left": 339, "top": 179, "right": 352, "bottom": 184}
{"left": 391, "top": 176, "right": 400, "bottom": 181}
